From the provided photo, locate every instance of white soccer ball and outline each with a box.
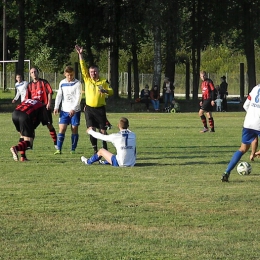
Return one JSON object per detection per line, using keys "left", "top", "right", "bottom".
{"left": 236, "top": 162, "right": 252, "bottom": 175}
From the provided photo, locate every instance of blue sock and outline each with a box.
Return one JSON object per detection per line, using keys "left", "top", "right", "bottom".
{"left": 71, "top": 134, "right": 79, "bottom": 151}
{"left": 88, "top": 153, "right": 99, "bottom": 164}
{"left": 225, "top": 150, "right": 244, "bottom": 174}
{"left": 57, "top": 133, "right": 65, "bottom": 150}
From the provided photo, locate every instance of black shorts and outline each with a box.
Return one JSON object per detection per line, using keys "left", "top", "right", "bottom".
{"left": 201, "top": 99, "right": 214, "bottom": 112}
{"left": 84, "top": 105, "right": 107, "bottom": 130}
{"left": 46, "top": 108, "right": 53, "bottom": 124}
{"left": 12, "top": 110, "right": 35, "bottom": 137}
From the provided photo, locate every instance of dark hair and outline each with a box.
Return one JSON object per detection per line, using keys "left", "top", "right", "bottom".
{"left": 119, "top": 117, "right": 129, "bottom": 129}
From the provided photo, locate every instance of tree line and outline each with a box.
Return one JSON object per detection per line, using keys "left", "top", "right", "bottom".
{"left": 1, "top": 0, "right": 260, "bottom": 99}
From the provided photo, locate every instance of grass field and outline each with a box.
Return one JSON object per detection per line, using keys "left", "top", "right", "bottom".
{"left": 1, "top": 111, "right": 260, "bottom": 260}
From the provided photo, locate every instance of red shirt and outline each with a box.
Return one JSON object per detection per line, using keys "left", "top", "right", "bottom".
{"left": 201, "top": 79, "right": 215, "bottom": 100}
{"left": 25, "top": 78, "right": 53, "bottom": 105}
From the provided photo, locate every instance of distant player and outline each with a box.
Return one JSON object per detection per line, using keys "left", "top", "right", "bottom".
{"left": 10, "top": 99, "right": 50, "bottom": 161}
{"left": 81, "top": 117, "right": 136, "bottom": 167}
{"left": 222, "top": 84, "right": 260, "bottom": 182}
{"left": 199, "top": 71, "right": 216, "bottom": 133}
{"left": 12, "top": 74, "right": 28, "bottom": 103}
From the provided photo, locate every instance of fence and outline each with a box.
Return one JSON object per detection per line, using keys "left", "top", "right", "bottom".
{"left": 1, "top": 71, "right": 259, "bottom": 97}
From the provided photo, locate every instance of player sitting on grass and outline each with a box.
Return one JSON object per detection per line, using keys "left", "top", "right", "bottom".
{"left": 81, "top": 117, "right": 136, "bottom": 167}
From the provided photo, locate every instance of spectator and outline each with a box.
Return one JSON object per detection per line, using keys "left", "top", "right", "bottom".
{"left": 150, "top": 85, "right": 160, "bottom": 111}
{"left": 215, "top": 95, "right": 222, "bottom": 112}
{"left": 12, "top": 74, "right": 28, "bottom": 103}
{"left": 140, "top": 84, "right": 150, "bottom": 111}
{"left": 220, "top": 76, "right": 228, "bottom": 112}
{"left": 162, "top": 77, "right": 175, "bottom": 110}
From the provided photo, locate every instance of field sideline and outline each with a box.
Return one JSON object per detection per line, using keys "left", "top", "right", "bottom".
{"left": 1, "top": 111, "right": 260, "bottom": 259}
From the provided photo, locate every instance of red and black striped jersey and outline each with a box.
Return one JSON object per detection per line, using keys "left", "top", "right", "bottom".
{"left": 201, "top": 79, "right": 215, "bottom": 100}
{"left": 25, "top": 78, "right": 53, "bottom": 105}
{"left": 15, "top": 99, "right": 50, "bottom": 127}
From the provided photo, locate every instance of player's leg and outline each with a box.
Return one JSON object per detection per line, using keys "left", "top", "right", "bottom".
{"left": 10, "top": 113, "right": 34, "bottom": 161}
{"left": 85, "top": 106, "right": 98, "bottom": 153}
{"left": 222, "top": 128, "right": 258, "bottom": 182}
{"left": 46, "top": 109, "right": 57, "bottom": 148}
{"left": 206, "top": 111, "right": 215, "bottom": 132}
{"left": 54, "top": 111, "right": 69, "bottom": 154}
{"left": 70, "top": 111, "right": 81, "bottom": 153}
{"left": 81, "top": 148, "right": 113, "bottom": 165}
{"left": 199, "top": 107, "right": 208, "bottom": 132}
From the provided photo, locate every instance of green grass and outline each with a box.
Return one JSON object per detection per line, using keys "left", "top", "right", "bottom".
{"left": 1, "top": 111, "right": 260, "bottom": 259}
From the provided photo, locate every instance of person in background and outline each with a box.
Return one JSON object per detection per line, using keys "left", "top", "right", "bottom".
{"left": 53, "top": 66, "right": 82, "bottom": 154}
{"left": 215, "top": 95, "right": 222, "bottom": 112}
{"left": 198, "top": 71, "right": 216, "bottom": 133}
{"left": 25, "top": 67, "right": 57, "bottom": 149}
{"left": 150, "top": 85, "right": 160, "bottom": 111}
{"left": 222, "top": 84, "right": 260, "bottom": 182}
{"left": 10, "top": 99, "right": 50, "bottom": 161}
{"left": 12, "top": 74, "right": 28, "bottom": 103}
{"left": 140, "top": 84, "right": 150, "bottom": 111}
{"left": 162, "top": 77, "right": 175, "bottom": 110}
{"left": 75, "top": 45, "right": 114, "bottom": 154}
{"left": 81, "top": 117, "right": 136, "bottom": 167}
{"left": 220, "top": 76, "right": 228, "bottom": 112}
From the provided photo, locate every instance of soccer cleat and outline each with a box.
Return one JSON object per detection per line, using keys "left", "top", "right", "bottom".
{"left": 10, "top": 146, "right": 19, "bottom": 161}
{"left": 70, "top": 150, "right": 75, "bottom": 154}
{"left": 20, "top": 157, "right": 28, "bottom": 162}
{"left": 81, "top": 156, "right": 90, "bottom": 165}
{"left": 54, "top": 150, "right": 61, "bottom": 155}
{"left": 221, "top": 172, "right": 229, "bottom": 182}
{"left": 210, "top": 128, "right": 215, "bottom": 132}
{"left": 200, "top": 127, "right": 209, "bottom": 133}
{"left": 105, "top": 122, "right": 112, "bottom": 130}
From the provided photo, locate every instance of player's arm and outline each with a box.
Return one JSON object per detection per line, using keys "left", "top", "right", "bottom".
{"left": 243, "top": 95, "right": 251, "bottom": 112}
{"left": 54, "top": 84, "right": 63, "bottom": 115}
{"left": 87, "top": 128, "right": 113, "bottom": 142}
{"left": 102, "top": 81, "right": 114, "bottom": 96}
{"left": 12, "top": 88, "right": 20, "bottom": 103}
{"left": 75, "top": 45, "right": 90, "bottom": 81}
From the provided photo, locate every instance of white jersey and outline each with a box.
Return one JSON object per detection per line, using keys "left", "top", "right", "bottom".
{"left": 54, "top": 78, "right": 82, "bottom": 112}
{"left": 14, "top": 81, "right": 28, "bottom": 102}
{"left": 243, "top": 84, "right": 260, "bottom": 131}
{"left": 88, "top": 129, "right": 136, "bottom": 167}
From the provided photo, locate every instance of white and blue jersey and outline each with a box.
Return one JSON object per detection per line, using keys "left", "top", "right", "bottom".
{"left": 54, "top": 78, "right": 82, "bottom": 113}
{"left": 88, "top": 129, "right": 136, "bottom": 167}
{"left": 241, "top": 84, "right": 260, "bottom": 143}
{"left": 14, "top": 81, "right": 28, "bottom": 102}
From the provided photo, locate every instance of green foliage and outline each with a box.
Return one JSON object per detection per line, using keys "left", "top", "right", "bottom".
{"left": 1, "top": 112, "right": 260, "bottom": 259}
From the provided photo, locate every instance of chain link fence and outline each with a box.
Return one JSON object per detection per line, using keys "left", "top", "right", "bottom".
{"left": 2, "top": 71, "right": 260, "bottom": 97}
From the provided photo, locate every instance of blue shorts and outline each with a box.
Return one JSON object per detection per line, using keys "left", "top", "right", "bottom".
{"left": 241, "top": 127, "right": 260, "bottom": 144}
{"left": 111, "top": 155, "right": 119, "bottom": 167}
{"left": 59, "top": 111, "right": 81, "bottom": 126}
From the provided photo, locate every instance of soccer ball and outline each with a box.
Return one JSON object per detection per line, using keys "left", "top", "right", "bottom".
{"left": 236, "top": 162, "right": 252, "bottom": 175}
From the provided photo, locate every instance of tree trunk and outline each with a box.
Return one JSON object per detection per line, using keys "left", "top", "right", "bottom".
{"left": 153, "top": 25, "right": 162, "bottom": 91}
{"left": 17, "top": 0, "right": 25, "bottom": 76}
{"left": 243, "top": 2, "right": 256, "bottom": 93}
{"left": 132, "top": 42, "right": 140, "bottom": 100}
